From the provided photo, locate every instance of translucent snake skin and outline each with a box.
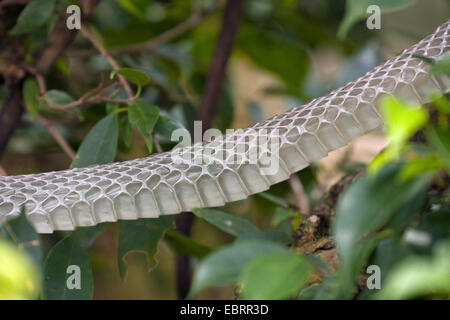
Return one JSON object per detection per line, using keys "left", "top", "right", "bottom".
{"left": 0, "top": 20, "right": 449, "bottom": 233}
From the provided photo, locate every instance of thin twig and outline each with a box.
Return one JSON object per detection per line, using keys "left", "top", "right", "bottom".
{"left": 197, "top": 0, "right": 245, "bottom": 130}
{"left": 35, "top": 115, "right": 76, "bottom": 160}
{"left": 152, "top": 133, "right": 163, "bottom": 153}
{"left": 0, "top": 164, "right": 7, "bottom": 176}
{"left": 288, "top": 174, "right": 310, "bottom": 216}
{"left": 175, "top": 0, "right": 246, "bottom": 300}
{"left": 111, "top": 4, "right": 219, "bottom": 54}
{"left": 80, "top": 25, "right": 135, "bottom": 99}
{"left": 81, "top": 24, "right": 165, "bottom": 154}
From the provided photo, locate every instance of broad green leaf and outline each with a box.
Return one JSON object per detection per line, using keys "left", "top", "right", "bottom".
{"left": 399, "top": 154, "right": 444, "bottom": 180}
{"left": 0, "top": 209, "right": 42, "bottom": 266}
{"left": 416, "top": 209, "right": 450, "bottom": 245}
{"left": 271, "top": 206, "right": 296, "bottom": 227}
{"left": 9, "top": 0, "right": 55, "bottom": 35}
{"left": 154, "top": 115, "right": 185, "bottom": 142}
{"left": 71, "top": 113, "right": 119, "bottom": 168}
{"left": 333, "top": 164, "right": 429, "bottom": 298}
{"left": 371, "top": 237, "right": 413, "bottom": 277}
{"left": 23, "top": 78, "right": 40, "bottom": 116}
{"left": 110, "top": 68, "right": 150, "bottom": 86}
{"left": 128, "top": 103, "right": 159, "bottom": 153}
{"left": 239, "top": 251, "right": 312, "bottom": 299}
{"left": 237, "top": 24, "right": 308, "bottom": 93}
{"left": 44, "top": 90, "right": 75, "bottom": 106}
{"left": 426, "top": 126, "right": 450, "bottom": 171}
{"left": 115, "top": 0, "right": 147, "bottom": 22}
{"left": 165, "top": 230, "right": 212, "bottom": 259}
{"left": 118, "top": 216, "right": 174, "bottom": 280}
{"left": 43, "top": 224, "right": 107, "bottom": 300}
{"left": 119, "top": 115, "right": 133, "bottom": 150}
{"left": 193, "top": 208, "right": 258, "bottom": 237}
{"left": 370, "top": 96, "right": 428, "bottom": 172}
{"left": 257, "top": 192, "right": 289, "bottom": 208}
{"left": 376, "top": 239, "right": 450, "bottom": 299}
{"left": 338, "top": 0, "right": 416, "bottom": 39}
{"left": 189, "top": 241, "right": 285, "bottom": 297}
{"left": 430, "top": 53, "right": 450, "bottom": 76}
{"left": 298, "top": 283, "right": 321, "bottom": 300}
{"left": 381, "top": 97, "right": 427, "bottom": 146}
{"left": 106, "top": 102, "right": 119, "bottom": 114}
{"left": 298, "top": 275, "right": 339, "bottom": 300}
{"left": 0, "top": 239, "right": 41, "bottom": 300}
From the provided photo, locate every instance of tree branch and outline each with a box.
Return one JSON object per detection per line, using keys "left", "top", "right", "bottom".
{"left": 196, "top": 0, "right": 245, "bottom": 130}
{"left": 0, "top": 164, "right": 6, "bottom": 176}
{"left": 0, "top": 84, "right": 25, "bottom": 158}
{"left": 110, "top": 3, "right": 219, "bottom": 55}
{"left": 175, "top": 0, "right": 246, "bottom": 300}
{"left": 35, "top": 115, "right": 76, "bottom": 160}
{"left": 80, "top": 25, "right": 135, "bottom": 99}
{"left": 288, "top": 174, "right": 309, "bottom": 215}
{"left": 0, "top": 0, "right": 100, "bottom": 159}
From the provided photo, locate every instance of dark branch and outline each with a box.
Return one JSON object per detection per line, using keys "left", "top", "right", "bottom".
{"left": 0, "top": 0, "right": 100, "bottom": 159}
{"left": 175, "top": 0, "right": 246, "bottom": 300}
{"left": 196, "top": 0, "right": 245, "bottom": 130}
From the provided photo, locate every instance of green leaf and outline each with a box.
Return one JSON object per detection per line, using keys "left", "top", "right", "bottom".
{"left": 333, "top": 164, "right": 429, "bottom": 298}
{"left": 338, "top": 0, "right": 416, "bottom": 39}
{"left": 44, "top": 90, "right": 75, "bottom": 106}
{"left": 237, "top": 24, "right": 308, "bottom": 93}
{"left": 154, "top": 115, "right": 185, "bottom": 142}
{"left": 376, "top": 239, "right": 450, "bottom": 299}
{"left": 71, "top": 113, "right": 119, "bottom": 168}
{"left": 258, "top": 192, "right": 289, "bottom": 208}
{"left": 426, "top": 126, "right": 450, "bottom": 171}
{"left": 115, "top": 0, "right": 147, "bottom": 22}
{"left": 23, "top": 78, "right": 40, "bottom": 116}
{"left": 43, "top": 224, "right": 107, "bottom": 300}
{"left": 119, "top": 115, "right": 133, "bottom": 150}
{"left": 110, "top": 68, "right": 150, "bottom": 97}
{"left": 399, "top": 154, "right": 444, "bottom": 180}
{"left": 189, "top": 241, "right": 285, "bottom": 297}
{"left": 9, "top": 0, "right": 55, "bottom": 35}
{"left": 128, "top": 103, "right": 160, "bottom": 153}
{"left": 430, "top": 54, "right": 450, "bottom": 76}
{"left": 298, "top": 275, "right": 340, "bottom": 300}
{"left": 0, "top": 209, "right": 42, "bottom": 266}
{"left": 298, "top": 283, "right": 321, "bottom": 300}
{"left": 193, "top": 208, "right": 258, "bottom": 237}
{"left": 239, "top": 251, "right": 312, "bottom": 299}
{"left": 0, "top": 239, "right": 41, "bottom": 299}
{"left": 370, "top": 96, "right": 428, "bottom": 172}
{"left": 382, "top": 97, "right": 428, "bottom": 146}
{"left": 165, "top": 230, "right": 211, "bottom": 259}
{"left": 271, "top": 206, "right": 296, "bottom": 227}
{"left": 106, "top": 102, "right": 119, "bottom": 114}
{"left": 118, "top": 216, "right": 173, "bottom": 280}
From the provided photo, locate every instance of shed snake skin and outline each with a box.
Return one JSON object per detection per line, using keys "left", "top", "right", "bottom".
{"left": 0, "top": 20, "right": 449, "bottom": 233}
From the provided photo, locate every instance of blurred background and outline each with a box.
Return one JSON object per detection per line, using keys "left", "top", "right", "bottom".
{"left": 0, "top": 0, "right": 449, "bottom": 299}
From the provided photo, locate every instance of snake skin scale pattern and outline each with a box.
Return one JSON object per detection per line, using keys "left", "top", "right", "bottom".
{"left": 0, "top": 20, "right": 449, "bottom": 233}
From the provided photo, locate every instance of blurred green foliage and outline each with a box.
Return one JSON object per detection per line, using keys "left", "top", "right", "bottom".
{"left": 1, "top": 0, "right": 449, "bottom": 300}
